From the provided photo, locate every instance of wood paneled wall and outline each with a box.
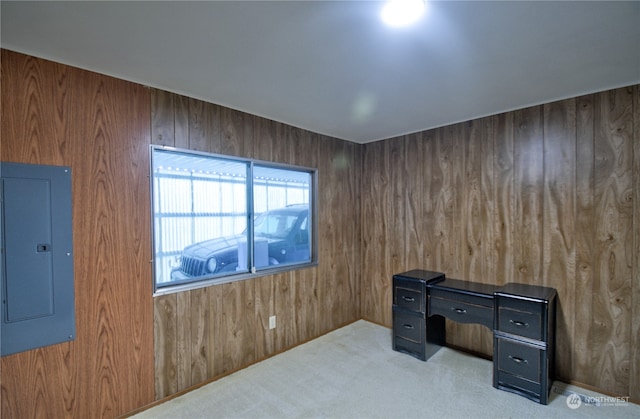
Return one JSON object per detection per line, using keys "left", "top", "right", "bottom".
{"left": 150, "top": 89, "right": 362, "bottom": 398}
{"left": 1, "top": 50, "right": 154, "bottom": 417}
{"left": 360, "top": 85, "right": 640, "bottom": 400}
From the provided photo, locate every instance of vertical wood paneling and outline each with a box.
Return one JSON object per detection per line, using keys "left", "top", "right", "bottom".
{"left": 317, "top": 136, "right": 356, "bottom": 330}
{"left": 255, "top": 275, "right": 277, "bottom": 359}
{"left": 404, "top": 133, "right": 424, "bottom": 270}
{"left": 253, "top": 116, "right": 276, "bottom": 161}
{"left": 463, "top": 121, "right": 484, "bottom": 281}
{"left": 275, "top": 272, "right": 295, "bottom": 350}
{"left": 150, "top": 88, "right": 360, "bottom": 401}
{"left": 221, "top": 280, "right": 256, "bottom": 373}
{"left": 1, "top": 53, "right": 68, "bottom": 165}
{"left": 153, "top": 295, "right": 178, "bottom": 398}
{"left": 150, "top": 88, "right": 180, "bottom": 399}
{"left": 445, "top": 123, "right": 470, "bottom": 351}
{"left": 1, "top": 52, "right": 76, "bottom": 418}
{"left": 542, "top": 98, "right": 576, "bottom": 380}
{"left": 479, "top": 117, "right": 497, "bottom": 355}
{"left": 78, "top": 59, "right": 154, "bottom": 417}
{"left": 150, "top": 90, "right": 189, "bottom": 150}
{"left": 273, "top": 121, "right": 290, "bottom": 163}
{"left": 591, "top": 87, "right": 634, "bottom": 395}
{"left": 449, "top": 125, "right": 465, "bottom": 278}
{"left": 208, "top": 284, "right": 224, "bottom": 378}
{"left": 290, "top": 128, "right": 320, "bottom": 342}
{"left": 242, "top": 114, "right": 257, "bottom": 159}
{"left": 176, "top": 292, "right": 192, "bottom": 392}
{"left": 151, "top": 90, "right": 175, "bottom": 146}
{"left": 188, "top": 98, "right": 220, "bottom": 153}
{"left": 360, "top": 140, "right": 391, "bottom": 324}
{"left": 430, "top": 128, "right": 448, "bottom": 273}
{"left": 493, "top": 112, "right": 515, "bottom": 286}
{"left": 389, "top": 137, "right": 407, "bottom": 276}
{"left": 421, "top": 130, "right": 438, "bottom": 271}
{"left": 463, "top": 118, "right": 494, "bottom": 356}
{"left": 316, "top": 136, "right": 337, "bottom": 326}
{"left": 574, "top": 93, "right": 595, "bottom": 385}
{"left": 221, "top": 282, "right": 241, "bottom": 372}
{"left": 513, "top": 107, "right": 544, "bottom": 284}
{"left": 2, "top": 52, "right": 361, "bottom": 416}
{"left": 631, "top": 85, "right": 640, "bottom": 401}
{"left": 435, "top": 125, "right": 464, "bottom": 276}
{"left": 317, "top": 137, "right": 333, "bottom": 330}
{"left": 175, "top": 95, "right": 190, "bottom": 149}
{"left": 360, "top": 84, "right": 640, "bottom": 400}
{"left": 436, "top": 124, "right": 466, "bottom": 350}
{"left": 190, "top": 287, "right": 210, "bottom": 385}
{"left": 1, "top": 50, "right": 154, "bottom": 418}
{"left": 343, "top": 141, "right": 361, "bottom": 322}
{"left": 221, "top": 107, "right": 245, "bottom": 157}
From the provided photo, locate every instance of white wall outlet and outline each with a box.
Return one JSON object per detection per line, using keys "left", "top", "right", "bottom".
{"left": 269, "top": 315, "right": 276, "bottom": 330}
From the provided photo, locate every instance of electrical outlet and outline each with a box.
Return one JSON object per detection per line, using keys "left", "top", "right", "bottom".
{"left": 269, "top": 315, "right": 276, "bottom": 330}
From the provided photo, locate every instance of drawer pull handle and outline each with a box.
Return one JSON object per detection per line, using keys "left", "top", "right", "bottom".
{"left": 402, "top": 296, "right": 415, "bottom": 302}
{"left": 403, "top": 324, "right": 414, "bottom": 330}
{"left": 510, "top": 320, "right": 529, "bottom": 328}
{"left": 508, "top": 355, "right": 528, "bottom": 364}
{"left": 452, "top": 307, "right": 467, "bottom": 314}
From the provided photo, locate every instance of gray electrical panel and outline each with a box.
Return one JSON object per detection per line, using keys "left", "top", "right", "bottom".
{"left": 1, "top": 162, "right": 75, "bottom": 356}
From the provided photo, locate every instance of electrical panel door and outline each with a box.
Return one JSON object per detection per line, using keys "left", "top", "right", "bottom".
{"left": 1, "top": 162, "right": 75, "bottom": 356}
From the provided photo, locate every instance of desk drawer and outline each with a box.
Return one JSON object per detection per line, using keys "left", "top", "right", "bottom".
{"left": 496, "top": 339, "right": 541, "bottom": 383}
{"left": 394, "top": 279, "right": 425, "bottom": 312}
{"left": 429, "top": 287, "right": 493, "bottom": 308}
{"left": 393, "top": 309, "right": 425, "bottom": 343}
{"left": 495, "top": 370, "right": 541, "bottom": 401}
{"left": 429, "top": 296, "right": 493, "bottom": 329}
{"left": 497, "top": 307, "right": 543, "bottom": 341}
{"left": 394, "top": 335, "right": 424, "bottom": 360}
{"left": 393, "top": 308, "right": 427, "bottom": 360}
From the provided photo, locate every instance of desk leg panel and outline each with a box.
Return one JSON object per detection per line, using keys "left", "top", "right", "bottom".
{"left": 426, "top": 314, "right": 446, "bottom": 346}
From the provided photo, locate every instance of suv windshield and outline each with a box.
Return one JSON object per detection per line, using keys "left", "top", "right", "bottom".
{"left": 254, "top": 211, "right": 302, "bottom": 239}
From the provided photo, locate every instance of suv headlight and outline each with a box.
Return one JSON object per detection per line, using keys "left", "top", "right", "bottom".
{"left": 206, "top": 257, "right": 218, "bottom": 273}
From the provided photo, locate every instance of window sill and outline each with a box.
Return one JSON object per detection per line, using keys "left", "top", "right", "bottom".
{"left": 152, "top": 261, "right": 319, "bottom": 297}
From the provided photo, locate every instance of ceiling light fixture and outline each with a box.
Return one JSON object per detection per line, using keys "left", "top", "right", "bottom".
{"left": 381, "top": 0, "right": 426, "bottom": 27}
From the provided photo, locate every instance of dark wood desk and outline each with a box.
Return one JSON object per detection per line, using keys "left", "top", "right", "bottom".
{"left": 392, "top": 270, "right": 557, "bottom": 405}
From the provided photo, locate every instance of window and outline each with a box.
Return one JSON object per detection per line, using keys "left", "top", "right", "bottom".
{"left": 151, "top": 146, "right": 317, "bottom": 293}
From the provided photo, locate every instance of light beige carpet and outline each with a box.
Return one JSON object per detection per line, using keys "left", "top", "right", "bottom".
{"left": 132, "top": 320, "right": 639, "bottom": 419}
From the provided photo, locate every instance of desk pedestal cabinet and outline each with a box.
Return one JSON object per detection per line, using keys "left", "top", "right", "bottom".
{"left": 392, "top": 271, "right": 557, "bottom": 405}
{"left": 493, "top": 283, "right": 556, "bottom": 405}
{"left": 392, "top": 270, "right": 445, "bottom": 361}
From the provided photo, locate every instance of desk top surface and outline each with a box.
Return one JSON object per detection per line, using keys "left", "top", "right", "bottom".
{"left": 496, "top": 282, "right": 557, "bottom": 302}
{"left": 394, "top": 270, "right": 557, "bottom": 302}
{"left": 428, "top": 278, "right": 498, "bottom": 298}
{"left": 394, "top": 269, "right": 445, "bottom": 283}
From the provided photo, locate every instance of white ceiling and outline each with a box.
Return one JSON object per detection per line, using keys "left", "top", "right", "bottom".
{"left": 2, "top": 1, "right": 639, "bottom": 144}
